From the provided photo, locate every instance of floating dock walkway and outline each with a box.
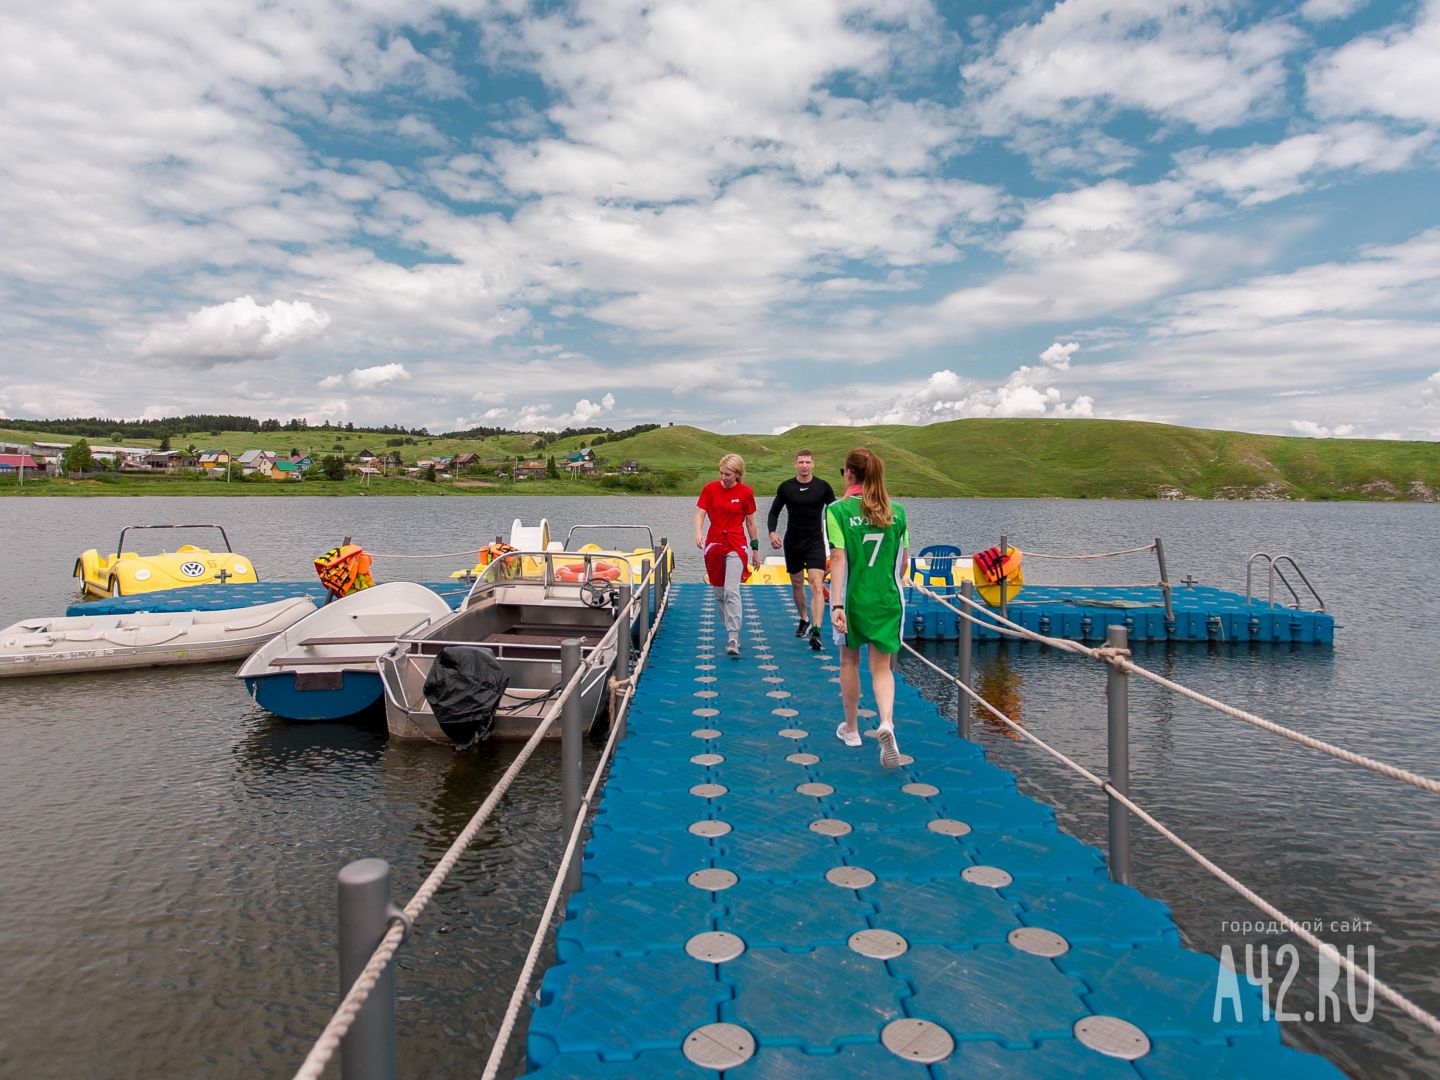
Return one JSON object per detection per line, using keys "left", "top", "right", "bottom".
{"left": 69, "top": 580, "right": 1334, "bottom": 646}
{"left": 525, "top": 583, "right": 1343, "bottom": 1077}
{"left": 66, "top": 580, "right": 473, "bottom": 617}
{"left": 904, "top": 583, "right": 1335, "bottom": 645}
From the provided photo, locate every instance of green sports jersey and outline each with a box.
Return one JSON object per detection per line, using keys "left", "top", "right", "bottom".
{"left": 825, "top": 496, "right": 909, "bottom": 653}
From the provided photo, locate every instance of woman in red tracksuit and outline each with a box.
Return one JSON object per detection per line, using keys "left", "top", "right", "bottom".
{"left": 694, "top": 453, "right": 761, "bottom": 656}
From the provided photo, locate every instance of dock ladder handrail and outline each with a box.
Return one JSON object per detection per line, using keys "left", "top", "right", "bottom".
{"left": 1245, "top": 551, "right": 1325, "bottom": 612}
{"left": 292, "top": 543, "right": 672, "bottom": 1080}
{"left": 906, "top": 579, "right": 1440, "bottom": 1041}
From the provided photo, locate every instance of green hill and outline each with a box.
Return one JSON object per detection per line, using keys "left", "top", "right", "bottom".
{"left": 3, "top": 418, "right": 1436, "bottom": 500}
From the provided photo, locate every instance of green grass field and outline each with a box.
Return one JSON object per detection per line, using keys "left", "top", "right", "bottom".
{"left": 3, "top": 418, "right": 1437, "bottom": 500}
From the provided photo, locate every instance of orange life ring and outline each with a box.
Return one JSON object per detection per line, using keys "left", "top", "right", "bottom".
{"left": 556, "top": 561, "right": 622, "bottom": 583}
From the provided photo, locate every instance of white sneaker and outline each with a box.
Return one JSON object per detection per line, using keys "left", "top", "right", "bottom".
{"left": 725, "top": 638, "right": 740, "bottom": 656}
{"left": 835, "top": 722, "right": 862, "bottom": 748}
{"left": 876, "top": 724, "right": 901, "bottom": 768}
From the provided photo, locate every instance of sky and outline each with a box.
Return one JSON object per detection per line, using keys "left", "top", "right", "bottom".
{"left": 2, "top": 0, "right": 1439, "bottom": 440}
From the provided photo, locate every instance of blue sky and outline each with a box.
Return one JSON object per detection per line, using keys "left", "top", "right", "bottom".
{"left": 3, "top": 0, "right": 1438, "bottom": 439}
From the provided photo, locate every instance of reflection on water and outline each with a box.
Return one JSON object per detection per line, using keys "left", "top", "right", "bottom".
{"left": 0, "top": 496, "right": 1436, "bottom": 1077}
{"left": 970, "top": 644, "right": 1026, "bottom": 739}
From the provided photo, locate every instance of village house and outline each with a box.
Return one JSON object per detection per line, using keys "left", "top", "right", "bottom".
{"left": 236, "top": 449, "right": 276, "bottom": 477}
{"left": 620, "top": 459, "right": 641, "bottom": 474}
{"left": 271, "top": 460, "right": 303, "bottom": 481}
{"left": 454, "top": 452, "right": 480, "bottom": 469}
{"left": 198, "top": 449, "right": 232, "bottom": 472}
{"left": 0, "top": 453, "right": 40, "bottom": 475}
{"left": 512, "top": 460, "right": 547, "bottom": 480}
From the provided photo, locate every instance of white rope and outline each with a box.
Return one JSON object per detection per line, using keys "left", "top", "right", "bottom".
{"left": 293, "top": 657, "right": 590, "bottom": 1080}
{"left": 293, "top": 568, "right": 671, "bottom": 1080}
{"left": 367, "top": 547, "right": 488, "bottom": 560}
{"left": 899, "top": 641, "right": 1440, "bottom": 1039}
{"left": 1017, "top": 542, "right": 1156, "bottom": 560}
{"left": 913, "top": 582, "right": 1440, "bottom": 797}
{"left": 481, "top": 585, "right": 672, "bottom": 1079}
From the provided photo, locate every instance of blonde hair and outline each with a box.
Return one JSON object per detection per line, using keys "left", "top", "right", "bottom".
{"left": 718, "top": 453, "right": 745, "bottom": 478}
{"left": 845, "top": 448, "right": 892, "bottom": 528}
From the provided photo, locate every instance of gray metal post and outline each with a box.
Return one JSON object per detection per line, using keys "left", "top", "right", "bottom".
{"left": 337, "top": 858, "right": 398, "bottom": 1080}
{"left": 998, "top": 534, "right": 1008, "bottom": 620}
{"left": 560, "top": 639, "right": 583, "bottom": 894}
{"left": 638, "top": 559, "right": 651, "bottom": 645}
{"left": 657, "top": 539, "right": 668, "bottom": 602}
{"left": 615, "top": 584, "right": 632, "bottom": 740}
{"left": 1104, "top": 625, "right": 1131, "bottom": 885}
{"left": 957, "top": 579, "right": 974, "bottom": 740}
{"left": 1154, "top": 537, "right": 1175, "bottom": 626}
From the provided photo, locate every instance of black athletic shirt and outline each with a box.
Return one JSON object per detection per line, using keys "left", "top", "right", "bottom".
{"left": 767, "top": 476, "right": 837, "bottom": 543}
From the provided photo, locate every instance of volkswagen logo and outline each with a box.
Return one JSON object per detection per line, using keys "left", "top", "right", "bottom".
{"left": 180, "top": 561, "right": 207, "bottom": 577}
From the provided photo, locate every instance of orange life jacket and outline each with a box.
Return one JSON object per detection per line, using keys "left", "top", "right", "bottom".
{"left": 314, "top": 544, "right": 375, "bottom": 598}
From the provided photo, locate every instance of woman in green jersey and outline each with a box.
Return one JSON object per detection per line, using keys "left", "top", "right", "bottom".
{"left": 825, "top": 448, "right": 909, "bottom": 767}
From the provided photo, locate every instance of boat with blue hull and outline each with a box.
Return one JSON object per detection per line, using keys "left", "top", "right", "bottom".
{"left": 237, "top": 582, "right": 452, "bottom": 721}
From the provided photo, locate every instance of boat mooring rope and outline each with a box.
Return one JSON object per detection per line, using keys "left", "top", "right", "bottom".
{"left": 482, "top": 587, "right": 672, "bottom": 1080}
{"left": 915, "top": 583, "right": 1440, "bottom": 797}
{"left": 900, "top": 640, "right": 1440, "bottom": 1039}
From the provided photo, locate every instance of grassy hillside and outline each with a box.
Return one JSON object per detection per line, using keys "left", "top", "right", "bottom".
{"left": 3, "top": 419, "right": 1436, "bottom": 500}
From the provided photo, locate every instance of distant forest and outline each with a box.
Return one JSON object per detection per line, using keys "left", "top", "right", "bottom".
{"left": 2, "top": 414, "right": 662, "bottom": 443}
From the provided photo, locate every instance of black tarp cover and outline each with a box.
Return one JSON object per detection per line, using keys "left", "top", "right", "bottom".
{"left": 423, "top": 646, "right": 509, "bottom": 746}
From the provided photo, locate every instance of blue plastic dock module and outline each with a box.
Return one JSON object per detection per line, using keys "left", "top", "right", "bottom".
{"left": 65, "top": 579, "right": 472, "bottom": 616}
{"left": 526, "top": 584, "right": 1345, "bottom": 1077}
{"left": 903, "top": 583, "right": 1335, "bottom": 645}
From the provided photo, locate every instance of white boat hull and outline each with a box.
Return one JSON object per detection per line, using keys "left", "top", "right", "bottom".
{"left": 0, "top": 597, "right": 317, "bottom": 678}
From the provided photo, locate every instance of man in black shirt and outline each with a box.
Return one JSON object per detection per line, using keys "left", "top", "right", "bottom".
{"left": 767, "top": 449, "right": 837, "bottom": 650}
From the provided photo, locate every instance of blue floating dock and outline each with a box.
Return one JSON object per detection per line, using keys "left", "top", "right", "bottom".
{"left": 903, "top": 583, "right": 1335, "bottom": 644}
{"left": 65, "top": 580, "right": 472, "bottom": 617}
{"left": 526, "top": 583, "right": 1344, "bottom": 1077}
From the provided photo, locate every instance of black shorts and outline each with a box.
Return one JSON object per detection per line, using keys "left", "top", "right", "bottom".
{"left": 783, "top": 536, "right": 827, "bottom": 575}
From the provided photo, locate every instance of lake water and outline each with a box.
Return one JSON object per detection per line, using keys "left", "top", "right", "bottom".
{"left": 0, "top": 495, "right": 1435, "bottom": 1078}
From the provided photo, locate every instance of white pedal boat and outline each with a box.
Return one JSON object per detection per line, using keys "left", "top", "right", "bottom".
{"left": 0, "top": 596, "right": 317, "bottom": 678}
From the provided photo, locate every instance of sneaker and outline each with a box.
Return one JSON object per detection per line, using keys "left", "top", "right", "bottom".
{"left": 876, "top": 724, "right": 901, "bottom": 768}
{"left": 794, "top": 618, "right": 811, "bottom": 638}
{"left": 835, "top": 722, "right": 862, "bottom": 748}
{"left": 725, "top": 638, "right": 740, "bottom": 657}
{"left": 809, "top": 629, "right": 823, "bottom": 651}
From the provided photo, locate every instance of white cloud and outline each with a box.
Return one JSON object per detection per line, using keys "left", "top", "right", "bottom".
{"left": 840, "top": 343, "right": 1096, "bottom": 425}
{"left": 1179, "top": 123, "right": 1432, "bottom": 207}
{"left": 1299, "top": 0, "right": 1368, "bottom": 21}
{"left": 1290, "top": 419, "right": 1357, "bottom": 437}
{"left": 137, "top": 296, "right": 331, "bottom": 363}
{"left": 458, "top": 392, "right": 619, "bottom": 432}
{"left": 318, "top": 362, "right": 409, "bottom": 390}
{"left": 1308, "top": 2, "right": 1440, "bottom": 123}
{"left": 963, "top": 0, "right": 1301, "bottom": 135}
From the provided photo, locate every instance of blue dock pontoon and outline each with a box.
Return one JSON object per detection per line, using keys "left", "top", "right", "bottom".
{"left": 524, "top": 584, "right": 1343, "bottom": 1076}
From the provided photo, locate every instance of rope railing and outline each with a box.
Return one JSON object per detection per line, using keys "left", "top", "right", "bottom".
{"left": 480, "top": 582, "right": 672, "bottom": 1079}
{"left": 914, "top": 582, "right": 1440, "bottom": 797}
{"left": 292, "top": 559, "right": 666, "bottom": 1080}
{"left": 899, "top": 639, "right": 1440, "bottom": 1039}
{"left": 1016, "top": 542, "right": 1157, "bottom": 560}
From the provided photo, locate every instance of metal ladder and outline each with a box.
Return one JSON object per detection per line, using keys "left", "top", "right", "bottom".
{"left": 1244, "top": 552, "right": 1325, "bottom": 612}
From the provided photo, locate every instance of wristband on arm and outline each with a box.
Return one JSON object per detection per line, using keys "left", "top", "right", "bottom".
{"left": 750, "top": 538, "right": 759, "bottom": 549}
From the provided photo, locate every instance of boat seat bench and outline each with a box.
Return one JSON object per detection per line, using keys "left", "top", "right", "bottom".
{"left": 298, "top": 635, "right": 400, "bottom": 646}
{"left": 270, "top": 655, "right": 383, "bottom": 667}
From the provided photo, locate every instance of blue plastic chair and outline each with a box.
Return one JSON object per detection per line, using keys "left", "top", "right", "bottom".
{"left": 910, "top": 544, "right": 965, "bottom": 590}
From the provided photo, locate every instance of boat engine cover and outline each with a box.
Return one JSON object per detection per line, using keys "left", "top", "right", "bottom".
{"left": 423, "top": 646, "right": 509, "bottom": 746}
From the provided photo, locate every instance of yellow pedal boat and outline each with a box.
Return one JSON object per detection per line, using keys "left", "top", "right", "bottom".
{"left": 74, "top": 524, "right": 259, "bottom": 599}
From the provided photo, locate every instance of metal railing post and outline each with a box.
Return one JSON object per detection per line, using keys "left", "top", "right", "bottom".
{"left": 657, "top": 539, "right": 668, "bottom": 602}
{"left": 337, "top": 859, "right": 398, "bottom": 1080}
{"left": 560, "top": 639, "right": 583, "bottom": 895}
{"left": 615, "top": 584, "right": 632, "bottom": 740}
{"left": 1104, "top": 625, "right": 1131, "bottom": 885}
{"left": 1154, "top": 537, "right": 1175, "bottom": 627}
{"left": 957, "top": 579, "right": 973, "bottom": 740}
{"left": 638, "top": 559, "right": 651, "bottom": 645}
{"left": 998, "top": 534, "right": 1008, "bottom": 620}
